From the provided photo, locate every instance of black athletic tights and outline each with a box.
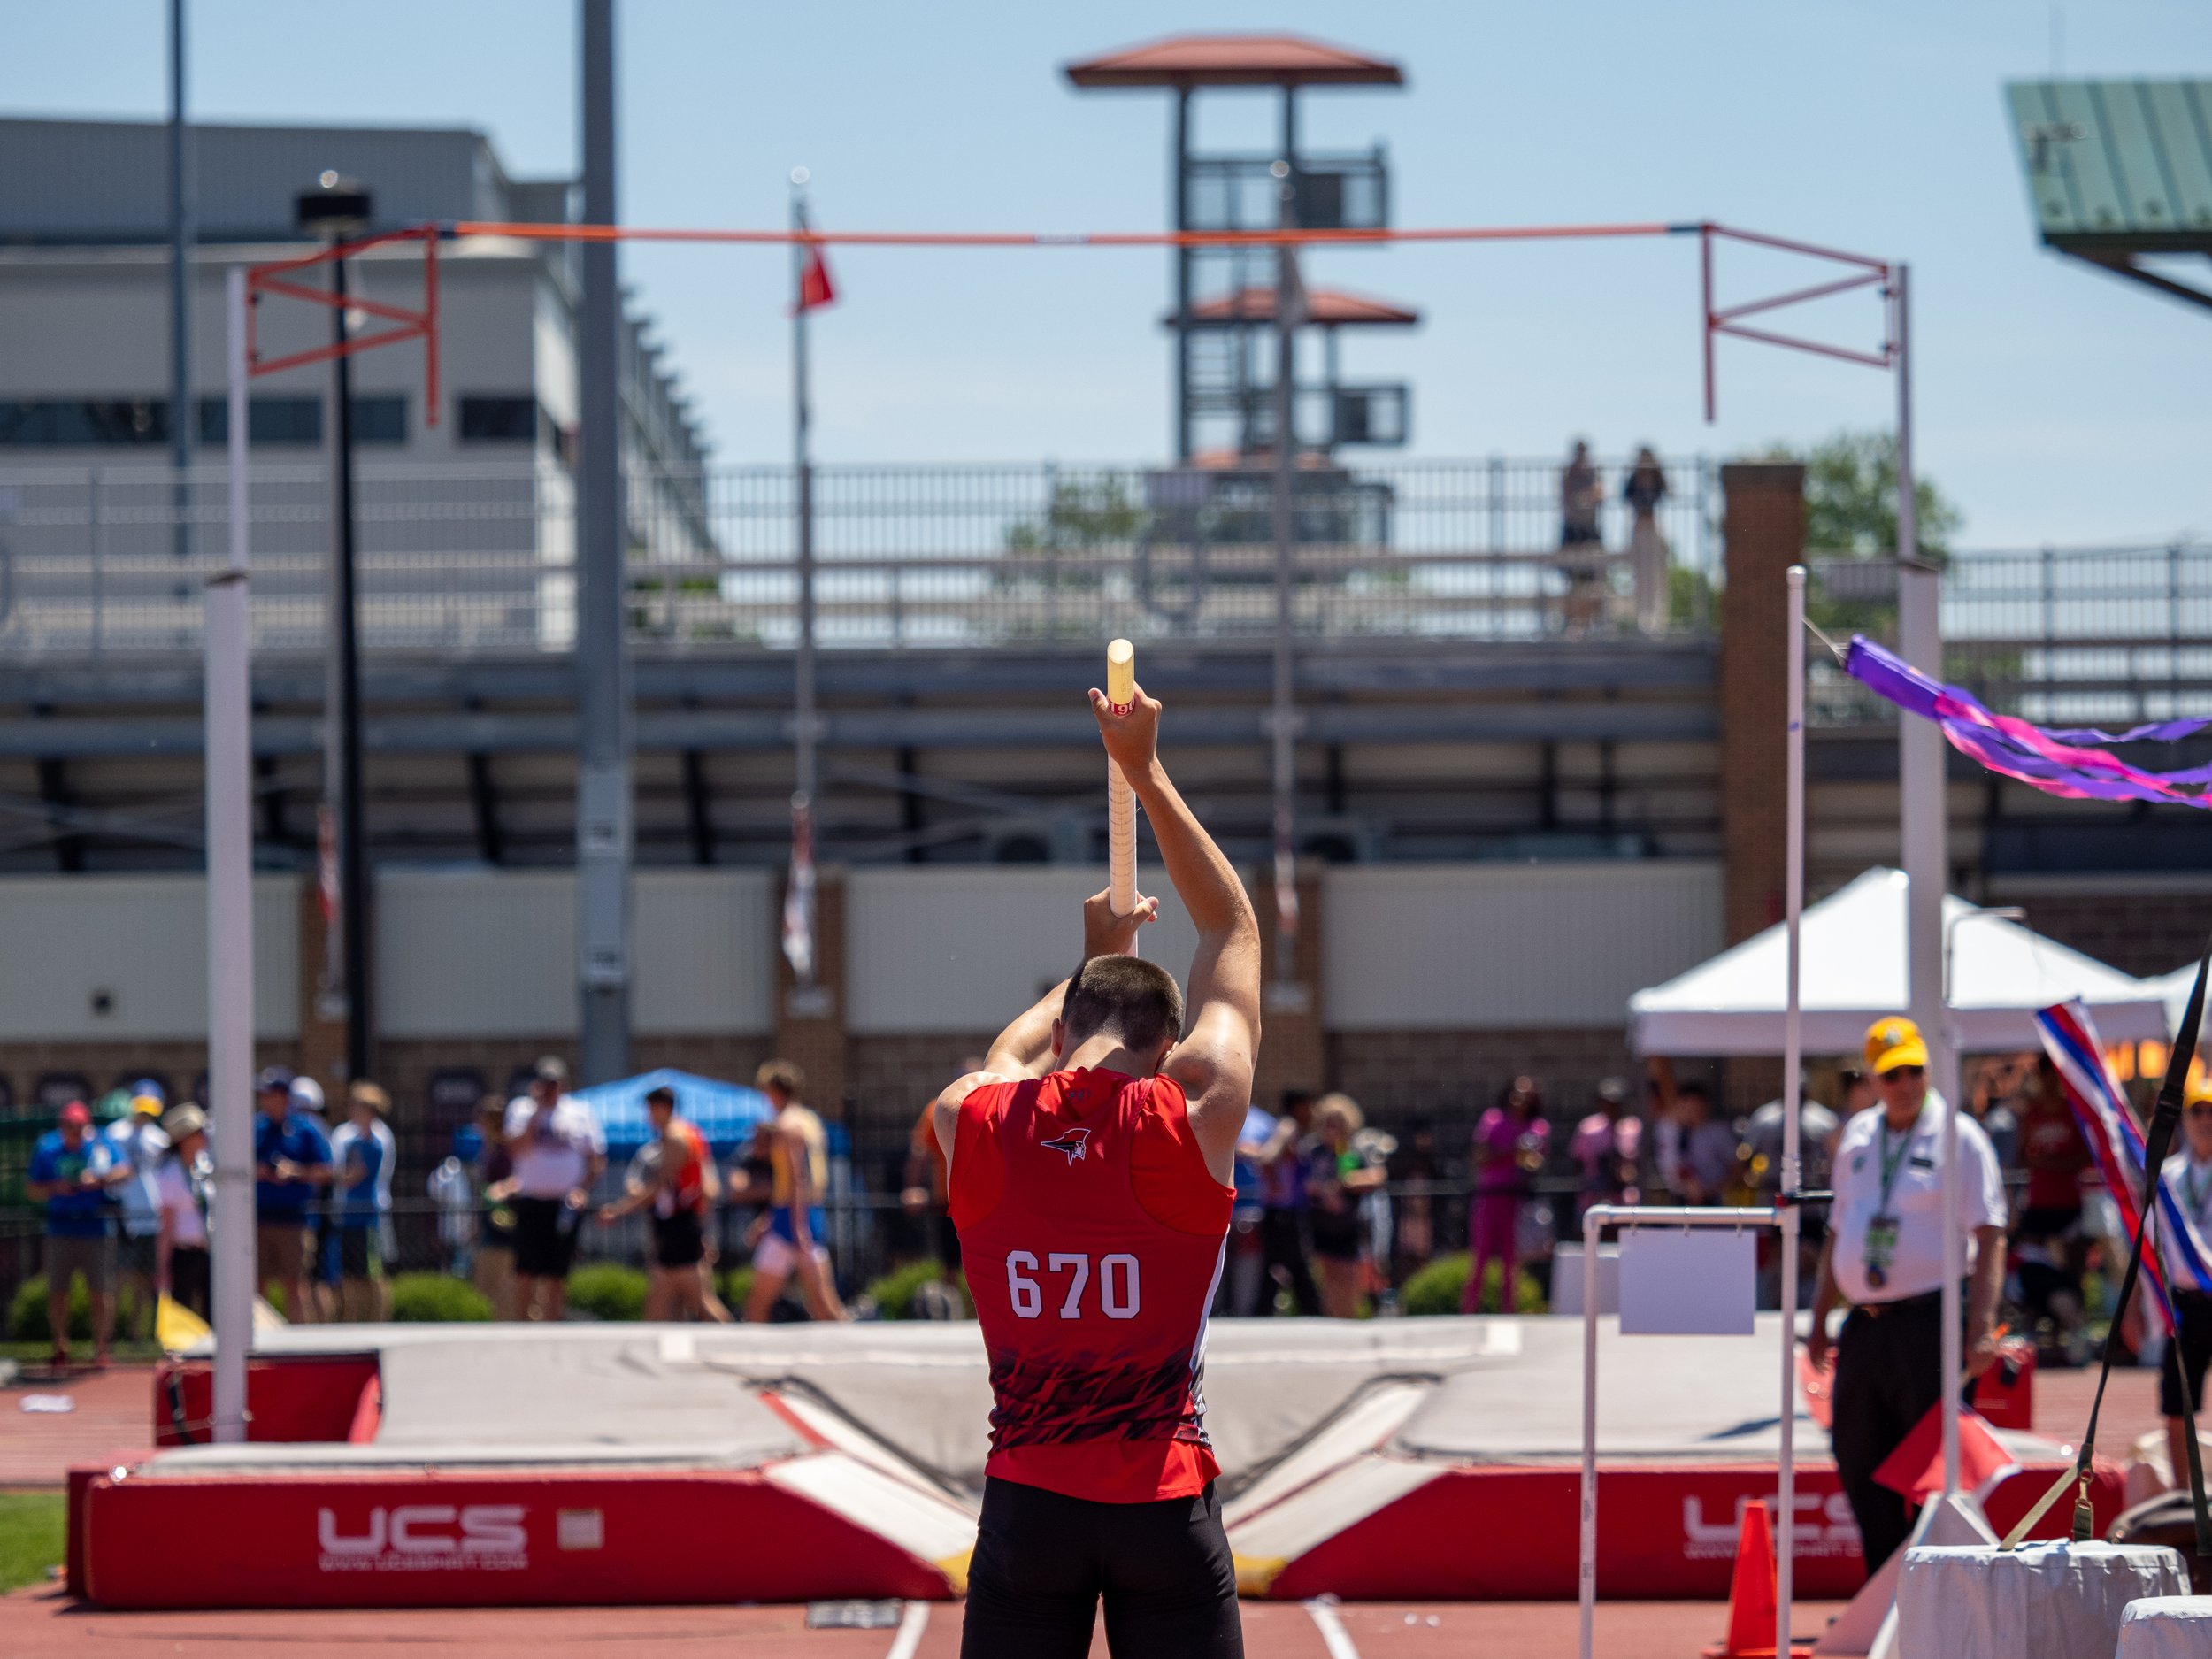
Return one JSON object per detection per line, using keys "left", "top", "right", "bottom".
{"left": 960, "top": 1477, "right": 1244, "bottom": 1659}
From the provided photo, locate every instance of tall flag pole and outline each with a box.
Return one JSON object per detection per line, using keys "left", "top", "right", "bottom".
{"left": 785, "top": 171, "right": 835, "bottom": 987}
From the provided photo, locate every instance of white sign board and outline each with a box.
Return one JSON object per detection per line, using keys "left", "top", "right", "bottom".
{"left": 1617, "top": 1227, "right": 1757, "bottom": 1335}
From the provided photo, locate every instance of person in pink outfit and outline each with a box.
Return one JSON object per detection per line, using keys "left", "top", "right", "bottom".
{"left": 1463, "top": 1077, "right": 1548, "bottom": 1313}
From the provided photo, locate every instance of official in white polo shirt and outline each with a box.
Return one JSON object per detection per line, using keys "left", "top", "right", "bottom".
{"left": 2159, "top": 1076, "right": 2212, "bottom": 1491}
{"left": 1807, "top": 1015, "right": 2008, "bottom": 1575}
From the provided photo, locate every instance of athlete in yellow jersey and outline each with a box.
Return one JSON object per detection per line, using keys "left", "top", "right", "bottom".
{"left": 743, "top": 1060, "right": 849, "bottom": 1322}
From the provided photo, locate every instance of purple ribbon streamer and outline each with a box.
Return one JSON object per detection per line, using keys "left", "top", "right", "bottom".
{"left": 1843, "top": 635, "right": 2212, "bottom": 806}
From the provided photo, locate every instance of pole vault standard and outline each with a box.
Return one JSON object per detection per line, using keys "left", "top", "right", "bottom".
{"left": 208, "top": 229, "right": 437, "bottom": 1440}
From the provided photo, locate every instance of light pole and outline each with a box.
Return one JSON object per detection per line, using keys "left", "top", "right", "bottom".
{"left": 296, "top": 173, "right": 373, "bottom": 1085}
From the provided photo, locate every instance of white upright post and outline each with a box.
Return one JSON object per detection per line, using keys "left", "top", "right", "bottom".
{"left": 1578, "top": 1206, "right": 1601, "bottom": 1659}
{"left": 1778, "top": 565, "right": 1807, "bottom": 1655}
{"left": 208, "top": 267, "right": 256, "bottom": 1442}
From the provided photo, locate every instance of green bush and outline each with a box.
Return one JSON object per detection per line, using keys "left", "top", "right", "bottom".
{"left": 566, "top": 1262, "right": 648, "bottom": 1321}
{"left": 864, "top": 1258, "right": 967, "bottom": 1320}
{"left": 1400, "top": 1253, "right": 1547, "bottom": 1317}
{"left": 717, "top": 1266, "right": 754, "bottom": 1313}
{"left": 388, "top": 1273, "right": 492, "bottom": 1324}
{"left": 7, "top": 1274, "right": 147, "bottom": 1342}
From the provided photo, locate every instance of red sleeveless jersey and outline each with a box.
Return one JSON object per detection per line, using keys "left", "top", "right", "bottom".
{"left": 952, "top": 1067, "right": 1233, "bottom": 1503}
{"left": 658, "top": 1118, "right": 710, "bottom": 1218}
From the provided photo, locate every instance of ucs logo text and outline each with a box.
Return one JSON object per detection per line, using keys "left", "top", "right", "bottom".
{"left": 317, "top": 1504, "right": 529, "bottom": 1571}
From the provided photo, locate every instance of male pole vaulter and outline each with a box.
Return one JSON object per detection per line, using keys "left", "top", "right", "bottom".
{"left": 933, "top": 674, "right": 1262, "bottom": 1659}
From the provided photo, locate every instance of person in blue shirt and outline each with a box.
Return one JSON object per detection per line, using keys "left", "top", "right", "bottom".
{"left": 327, "top": 1081, "right": 396, "bottom": 1321}
{"left": 252, "top": 1067, "right": 332, "bottom": 1322}
{"left": 27, "top": 1100, "right": 123, "bottom": 1370}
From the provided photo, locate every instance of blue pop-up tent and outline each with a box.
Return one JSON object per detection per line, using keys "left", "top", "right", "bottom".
{"left": 572, "top": 1067, "right": 775, "bottom": 1156}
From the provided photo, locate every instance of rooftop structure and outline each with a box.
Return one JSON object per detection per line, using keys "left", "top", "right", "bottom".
{"left": 2004, "top": 79, "right": 2212, "bottom": 310}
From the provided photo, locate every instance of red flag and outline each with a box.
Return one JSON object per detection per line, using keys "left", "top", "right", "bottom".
{"left": 795, "top": 242, "right": 837, "bottom": 313}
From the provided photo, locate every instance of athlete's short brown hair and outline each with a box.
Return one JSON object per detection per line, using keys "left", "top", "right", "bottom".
{"left": 756, "top": 1059, "right": 804, "bottom": 1100}
{"left": 1060, "top": 954, "right": 1186, "bottom": 1056}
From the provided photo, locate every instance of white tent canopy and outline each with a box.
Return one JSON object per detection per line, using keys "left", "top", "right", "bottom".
{"left": 1630, "top": 866, "right": 2170, "bottom": 1056}
{"left": 2140, "top": 959, "right": 2211, "bottom": 1041}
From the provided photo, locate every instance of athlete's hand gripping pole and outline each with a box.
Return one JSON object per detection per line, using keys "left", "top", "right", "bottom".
{"left": 1106, "top": 639, "right": 1140, "bottom": 936}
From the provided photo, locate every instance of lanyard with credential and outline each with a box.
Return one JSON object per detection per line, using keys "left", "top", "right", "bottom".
{"left": 1862, "top": 1117, "right": 1917, "bottom": 1293}
{"left": 1874, "top": 1118, "right": 1916, "bottom": 1211}
{"left": 2185, "top": 1161, "right": 2212, "bottom": 1227}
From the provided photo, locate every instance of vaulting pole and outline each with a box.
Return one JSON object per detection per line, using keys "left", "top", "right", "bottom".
{"left": 1106, "top": 639, "right": 1138, "bottom": 933}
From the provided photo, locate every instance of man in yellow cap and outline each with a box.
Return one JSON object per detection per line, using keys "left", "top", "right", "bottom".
{"left": 1807, "top": 1015, "right": 2008, "bottom": 1575}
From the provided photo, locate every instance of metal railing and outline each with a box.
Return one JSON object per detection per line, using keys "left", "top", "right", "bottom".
{"left": 1807, "top": 544, "right": 2212, "bottom": 727}
{"left": 0, "top": 456, "right": 1721, "bottom": 657}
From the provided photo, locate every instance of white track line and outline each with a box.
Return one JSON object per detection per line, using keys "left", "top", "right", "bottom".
{"left": 1305, "top": 1597, "right": 1362, "bottom": 1659}
{"left": 884, "top": 1600, "right": 929, "bottom": 1659}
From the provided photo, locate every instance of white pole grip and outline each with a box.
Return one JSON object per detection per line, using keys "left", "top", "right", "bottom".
{"left": 1106, "top": 639, "right": 1137, "bottom": 922}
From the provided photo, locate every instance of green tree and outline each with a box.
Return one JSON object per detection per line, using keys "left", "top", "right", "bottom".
{"left": 1004, "top": 476, "right": 1144, "bottom": 559}
{"left": 1764, "top": 430, "right": 1962, "bottom": 561}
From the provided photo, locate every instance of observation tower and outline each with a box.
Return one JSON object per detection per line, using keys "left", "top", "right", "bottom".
{"left": 1065, "top": 33, "right": 1417, "bottom": 463}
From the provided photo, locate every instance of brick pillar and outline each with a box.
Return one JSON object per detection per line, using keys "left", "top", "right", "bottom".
{"left": 296, "top": 878, "right": 347, "bottom": 1087}
{"left": 774, "top": 867, "right": 848, "bottom": 1118}
{"left": 1718, "top": 462, "right": 1804, "bottom": 1110}
{"left": 1718, "top": 462, "right": 1805, "bottom": 947}
{"left": 1252, "top": 865, "right": 1325, "bottom": 1113}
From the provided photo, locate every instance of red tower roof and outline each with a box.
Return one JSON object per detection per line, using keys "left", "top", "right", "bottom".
{"left": 1065, "top": 34, "right": 1405, "bottom": 89}
{"left": 1176, "top": 286, "right": 1420, "bottom": 326}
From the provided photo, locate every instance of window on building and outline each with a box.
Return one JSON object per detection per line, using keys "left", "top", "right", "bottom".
{"left": 458, "top": 395, "right": 542, "bottom": 443}
{"left": 195, "top": 396, "right": 406, "bottom": 447}
{"left": 351, "top": 396, "right": 407, "bottom": 444}
{"left": 0, "top": 400, "right": 167, "bottom": 446}
{"left": 196, "top": 397, "right": 318, "bottom": 446}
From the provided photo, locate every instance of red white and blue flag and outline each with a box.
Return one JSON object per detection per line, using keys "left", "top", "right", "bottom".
{"left": 2032, "top": 1000, "right": 2212, "bottom": 1335}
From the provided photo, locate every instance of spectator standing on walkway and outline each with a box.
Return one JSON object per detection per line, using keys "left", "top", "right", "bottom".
{"left": 472, "top": 1095, "right": 518, "bottom": 1317}
{"left": 2015, "top": 1055, "right": 2093, "bottom": 1362}
{"left": 1256, "top": 1088, "right": 1323, "bottom": 1316}
{"left": 1388, "top": 1121, "right": 1441, "bottom": 1283}
{"left": 28, "top": 1100, "right": 120, "bottom": 1370}
{"left": 329, "top": 1082, "right": 396, "bottom": 1321}
{"left": 1559, "top": 440, "right": 1607, "bottom": 635}
{"left": 253, "top": 1066, "right": 331, "bottom": 1322}
{"left": 104, "top": 1087, "right": 169, "bottom": 1343}
{"left": 1809, "top": 1016, "right": 2007, "bottom": 1575}
{"left": 154, "top": 1104, "right": 212, "bottom": 1320}
{"left": 1308, "top": 1094, "right": 1384, "bottom": 1317}
{"left": 1465, "top": 1077, "right": 1548, "bottom": 1313}
{"left": 1571, "top": 1077, "right": 1643, "bottom": 1220}
{"left": 1623, "top": 447, "right": 1670, "bottom": 633}
{"left": 496, "top": 1056, "right": 605, "bottom": 1321}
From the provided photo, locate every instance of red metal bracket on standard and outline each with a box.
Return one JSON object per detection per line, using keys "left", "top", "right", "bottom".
{"left": 1699, "top": 222, "right": 1897, "bottom": 419}
{"left": 246, "top": 224, "right": 441, "bottom": 425}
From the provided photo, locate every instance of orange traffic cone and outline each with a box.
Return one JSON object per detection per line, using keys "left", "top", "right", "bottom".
{"left": 1698, "top": 1500, "right": 1814, "bottom": 1659}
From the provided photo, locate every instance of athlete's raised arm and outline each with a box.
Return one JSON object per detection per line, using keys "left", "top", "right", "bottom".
{"left": 1088, "top": 681, "right": 1260, "bottom": 1179}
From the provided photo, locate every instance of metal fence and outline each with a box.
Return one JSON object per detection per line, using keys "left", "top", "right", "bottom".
{"left": 0, "top": 456, "right": 1721, "bottom": 658}
{"left": 1807, "top": 544, "right": 2212, "bottom": 727}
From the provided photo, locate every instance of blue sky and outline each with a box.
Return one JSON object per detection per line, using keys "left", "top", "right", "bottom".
{"left": 5, "top": 1, "right": 2210, "bottom": 545}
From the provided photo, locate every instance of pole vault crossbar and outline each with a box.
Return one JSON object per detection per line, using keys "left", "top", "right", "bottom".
{"left": 437, "top": 214, "right": 1898, "bottom": 423}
